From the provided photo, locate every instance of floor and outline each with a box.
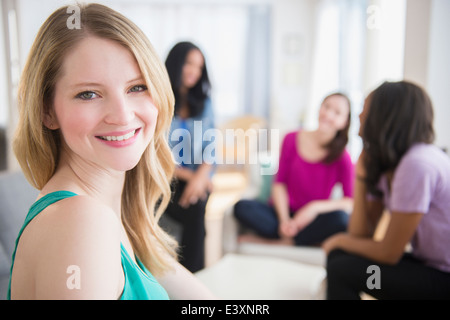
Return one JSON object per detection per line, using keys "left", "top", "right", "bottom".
{"left": 204, "top": 168, "right": 248, "bottom": 267}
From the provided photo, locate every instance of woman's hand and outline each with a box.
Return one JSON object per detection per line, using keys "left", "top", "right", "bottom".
{"left": 178, "top": 165, "right": 213, "bottom": 208}
{"left": 321, "top": 232, "right": 347, "bottom": 254}
{"left": 292, "top": 202, "right": 320, "bottom": 232}
{"left": 278, "top": 202, "right": 321, "bottom": 238}
{"left": 278, "top": 219, "right": 297, "bottom": 238}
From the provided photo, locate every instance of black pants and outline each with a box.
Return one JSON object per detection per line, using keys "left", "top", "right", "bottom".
{"left": 164, "top": 179, "right": 207, "bottom": 273}
{"left": 233, "top": 199, "right": 349, "bottom": 245}
{"left": 326, "top": 249, "right": 450, "bottom": 299}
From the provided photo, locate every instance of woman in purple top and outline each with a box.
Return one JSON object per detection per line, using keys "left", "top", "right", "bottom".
{"left": 234, "top": 93, "right": 354, "bottom": 246}
{"left": 323, "top": 81, "right": 450, "bottom": 299}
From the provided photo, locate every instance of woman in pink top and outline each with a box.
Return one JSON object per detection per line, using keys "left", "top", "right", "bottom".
{"left": 234, "top": 93, "right": 354, "bottom": 246}
{"left": 323, "top": 81, "right": 450, "bottom": 299}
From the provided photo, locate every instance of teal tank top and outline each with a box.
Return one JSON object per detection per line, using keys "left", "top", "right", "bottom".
{"left": 7, "top": 191, "right": 169, "bottom": 300}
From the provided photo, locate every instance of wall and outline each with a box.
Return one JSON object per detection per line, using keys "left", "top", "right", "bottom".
{"left": 427, "top": 0, "right": 450, "bottom": 152}
{"left": 269, "top": 0, "right": 315, "bottom": 137}
{"left": 3, "top": 0, "right": 449, "bottom": 171}
{"left": 0, "top": 4, "right": 8, "bottom": 127}
{"left": 403, "top": 0, "right": 450, "bottom": 152}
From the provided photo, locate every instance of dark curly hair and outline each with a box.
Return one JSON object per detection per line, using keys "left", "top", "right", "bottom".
{"left": 362, "top": 81, "right": 435, "bottom": 196}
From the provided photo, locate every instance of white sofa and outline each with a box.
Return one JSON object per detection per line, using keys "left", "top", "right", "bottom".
{"left": 0, "top": 171, "right": 39, "bottom": 300}
{"left": 219, "top": 140, "right": 358, "bottom": 267}
{"left": 220, "top": 159, "right": 327, "bottom": 267}
{"left": 198, "top": 166, "right": 328, "bottom": 299}
{"left": 195, "top": 253, "right": 326, "bottom": 300}
{"left": 221, "top": 196, "right": 326, "bottom": 267}
{"left": 204, "top": 170, "right": 350, "bottom": 300}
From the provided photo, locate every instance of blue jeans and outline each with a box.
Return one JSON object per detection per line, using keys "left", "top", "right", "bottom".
{"left": 233, "top": 199, "right": 349, "bottom": 245}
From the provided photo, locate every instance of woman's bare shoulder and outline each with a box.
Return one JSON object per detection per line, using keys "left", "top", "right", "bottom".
{"left": 13, "top": 194, "right": 123, "bottom": 299}
{"left": 34, "top": 194, "right": 121, "bottom": 242}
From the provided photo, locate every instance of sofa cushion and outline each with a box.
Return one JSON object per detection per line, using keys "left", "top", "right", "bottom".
{"left": 0, "top": 242, "right": 10, "bottom": 300}
{"left": 195, "top": 253, "right": 326, "bottom": 299}
{"left": 256, "top": 170, "right": 274, "bottom": 203}
{"left": 255, "top": 151, "right": 277, "bottom": 202}
{"left": 0, "top": 171, "right": 39, "bottom": 259}
{"left": 0, "top": 275, "right": 9, "bottom": 300}
{"left": 0, "top": 242, "right": 10, "bottom": 276}
{"left": 237, "top": 242, "right": 326, "bottom": 266}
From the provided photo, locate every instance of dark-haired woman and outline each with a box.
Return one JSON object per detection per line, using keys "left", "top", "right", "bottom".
{"left": 234, "top": 93, "right": 354, "bottom": 246}
{"left": 164, "top": 42, "right": 215, "bottom": 273}
{"left": 323, "top": 81, "right": 450, "bottom": 299}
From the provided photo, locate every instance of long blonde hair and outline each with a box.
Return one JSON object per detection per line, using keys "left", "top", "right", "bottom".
{"left": 13, "top": 3, "right": 177, "bottom": 275}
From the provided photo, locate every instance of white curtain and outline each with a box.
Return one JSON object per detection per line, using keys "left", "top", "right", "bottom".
{"left": 0, "top": 4, "right": 8, "bottom": 128}
{"left": 110, "top": 2, "right": 249, "bottom": 126}
{"left": 304, "top": 0, "right": 367, "bottom": 160}
{"left": 305, "top": 0, "right": 406, "bottom": 161}
{"left": 7, "top": 0, "right": 407, "bottom": 166}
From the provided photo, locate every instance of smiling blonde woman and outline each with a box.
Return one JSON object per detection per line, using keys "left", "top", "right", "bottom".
{"left": 8, "top": 3, "right": 215, "bottom": 300}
